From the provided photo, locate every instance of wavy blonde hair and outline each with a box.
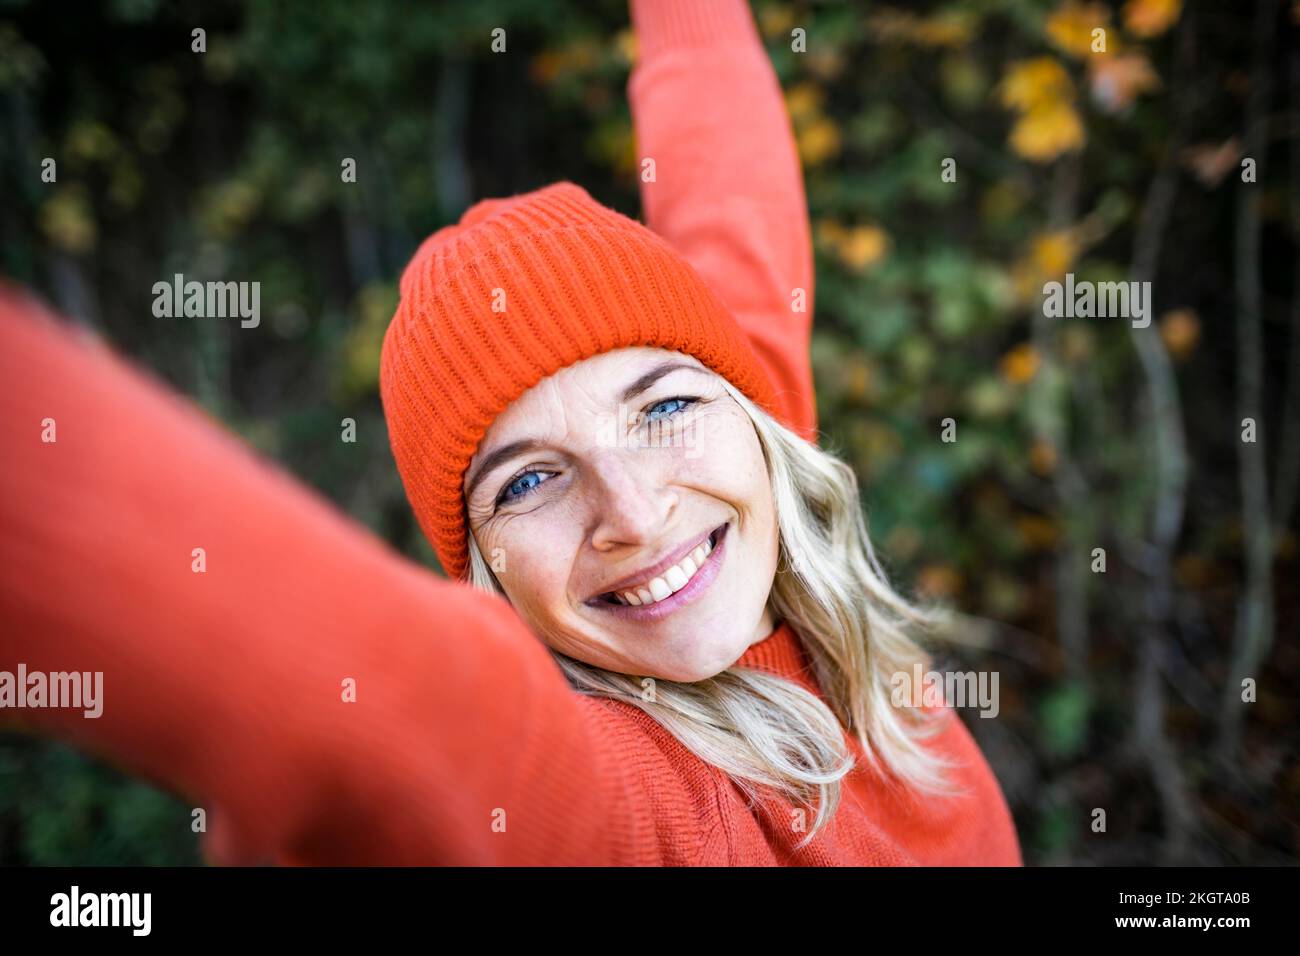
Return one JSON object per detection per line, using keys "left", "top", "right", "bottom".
{"left": 465, "top": 376, "right": 965, "bottom": 848}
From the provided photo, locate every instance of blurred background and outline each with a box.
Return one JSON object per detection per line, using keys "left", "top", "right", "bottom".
{"left": 1, "top": 0, "right": 1297, "bottom": 865}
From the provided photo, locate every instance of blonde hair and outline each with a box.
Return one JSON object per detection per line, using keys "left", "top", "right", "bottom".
{"left": 465, "top": 377, "right": 964, "bottom": 848}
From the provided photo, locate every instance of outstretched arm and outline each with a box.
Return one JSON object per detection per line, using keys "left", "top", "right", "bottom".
{"left": 629, "top": 0, "right": 817, "bottom": 440}
{"left": 0, "top": 288, "right": 693, "bottom": 865}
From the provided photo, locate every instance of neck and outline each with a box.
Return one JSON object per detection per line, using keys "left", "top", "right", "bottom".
{"left": 750, "top": 601, "right": 779, "bottom": 645}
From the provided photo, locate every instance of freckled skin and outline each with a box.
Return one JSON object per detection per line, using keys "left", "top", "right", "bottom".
{"left": 465, "top": 347, "right": 779, "bottom": 682}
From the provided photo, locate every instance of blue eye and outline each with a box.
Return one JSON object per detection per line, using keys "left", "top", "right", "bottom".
{"left": 497, "top": 470, "right": 552, "bottom": 505}
{"left": 645, "top": 397, "right": 695, "bottom": 421}
{"left": 493, "top": 395, "right": 702, "bottom": 512}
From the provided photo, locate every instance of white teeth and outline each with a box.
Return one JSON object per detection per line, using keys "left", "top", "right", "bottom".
{"left": 607, "top": 530, "right": 719, "bottom": 608}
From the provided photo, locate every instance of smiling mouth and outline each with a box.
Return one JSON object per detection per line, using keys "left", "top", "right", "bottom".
{"left": 591, "top": 523, "right": 727, "bottom": 608}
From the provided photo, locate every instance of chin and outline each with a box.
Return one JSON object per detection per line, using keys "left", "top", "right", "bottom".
{"left": 641, "top": 653, "right": 723, "bottom": 684}
{"left": 657, "top": 615, "right": 760, "bottom": 681}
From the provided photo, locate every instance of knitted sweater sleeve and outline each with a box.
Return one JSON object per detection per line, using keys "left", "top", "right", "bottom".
{"left": 0, "top": 290, "right": 695, "bottom": 866}
{"left": 628, "top": 0, "right": 817, "bottom": 440}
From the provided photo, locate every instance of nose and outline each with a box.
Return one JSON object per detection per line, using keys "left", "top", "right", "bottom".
{"left": 586, "top": 448, "right": 677, "bottom": 552}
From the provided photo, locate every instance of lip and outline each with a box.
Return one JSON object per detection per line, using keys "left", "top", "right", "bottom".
{"left": 587, "top": 522, "right": 725, "bottom": 601}
{"left": 585, "top": 523, "right": 729, "bottom": 622}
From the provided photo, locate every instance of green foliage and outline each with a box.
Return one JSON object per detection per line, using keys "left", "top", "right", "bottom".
{"left": 1038, "top": 682, "right": 1091, "bottom": 759}
{"left": 0, "top": 736, "right": 201, "bottom": 865}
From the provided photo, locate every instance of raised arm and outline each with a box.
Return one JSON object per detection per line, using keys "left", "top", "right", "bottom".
{"left": 0, "top": 288, "right": 697, "bottom": 865}
{"left": 628, "top": 0, "right": 817, "bottom": 440}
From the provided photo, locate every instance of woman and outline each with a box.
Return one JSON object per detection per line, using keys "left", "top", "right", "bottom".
{"left": 0, "top": 0, "right": 1020, "bottom": 865}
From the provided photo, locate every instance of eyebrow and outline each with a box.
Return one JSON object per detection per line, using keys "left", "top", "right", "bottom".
{"left": 465, "top": 360, "right": 705, "bottom": 503}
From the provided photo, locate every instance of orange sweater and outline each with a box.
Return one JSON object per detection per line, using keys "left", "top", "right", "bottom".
{"left": 0, "top": 0, "right": 1021, "bottom": 866}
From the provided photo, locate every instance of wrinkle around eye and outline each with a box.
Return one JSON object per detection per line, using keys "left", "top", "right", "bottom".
{"left": 488, "top": 469, "right": 566, "bottom": 518}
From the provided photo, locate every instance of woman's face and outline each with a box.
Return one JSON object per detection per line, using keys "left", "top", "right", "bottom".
{"left": 464, "top": 347, "right": 779, "bottom": 682}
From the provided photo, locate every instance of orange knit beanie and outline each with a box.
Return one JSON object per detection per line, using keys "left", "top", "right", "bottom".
{"left": 379, "top": 180, "right": 780, "bottom": 580}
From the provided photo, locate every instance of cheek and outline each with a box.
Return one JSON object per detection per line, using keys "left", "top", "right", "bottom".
{"left": 477, "top": 502, "right": 586, "bottom": 616}
{"left": 680, "top": 405, "right": 771, "bottom": 506}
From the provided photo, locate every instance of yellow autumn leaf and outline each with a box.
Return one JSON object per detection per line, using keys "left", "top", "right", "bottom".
{"left": 613, "top": 28, "right": 637, "bottom": 66}
{"left": 39, "top": 185, "right": 96, "bottom": 253}
{"left": 1029, "top": 440, "right": 1059, "bottom": 476}
{"left": 1009, "top": 101, "right": 1085, "bottom": 161}
{"left": 1015, "top": 514, "right": 1059, "bottom": 549}
{"left": 1159, "top": 308, "right": 1200, "bottom": 359}
{"left": 1031, "top": 230, "right": 1079, "bottom": 277}
{"left": 338, "top": 282, "right": 399, "bottom": 399}
{"left": 796, "top": 116, "right": 841, "bottom": 167}
{"left": 868, "top": 10, "right": 976, "bottom": 48}
{"left": 1000, "top": 58, "right": 1074, "bottom": 113}
{"left": 913, "top": 11, "right": 975, "bottom": 47}
{"left": 1123, "top": 0, "right": 1182, "bottom": 37}
{"left": 838, "top": 225, "right": 889, "bottom": 271}
{"left": 784, "top": 82, "right": 824, "bottom": 122}
{"left": 1046, "top": 2, "right": 1111, "bottom": 58}
{"left": 816, "top": 218, "right": 847, "bottom": 249}
{"left": 759, "top": 5, "right": 795, "bottom": 40}
{"left": 806, "top": 46, "right": 845, "bottom": 81}
{"left": 1000, "top": 343, "right": 1042, "bottom": 385}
